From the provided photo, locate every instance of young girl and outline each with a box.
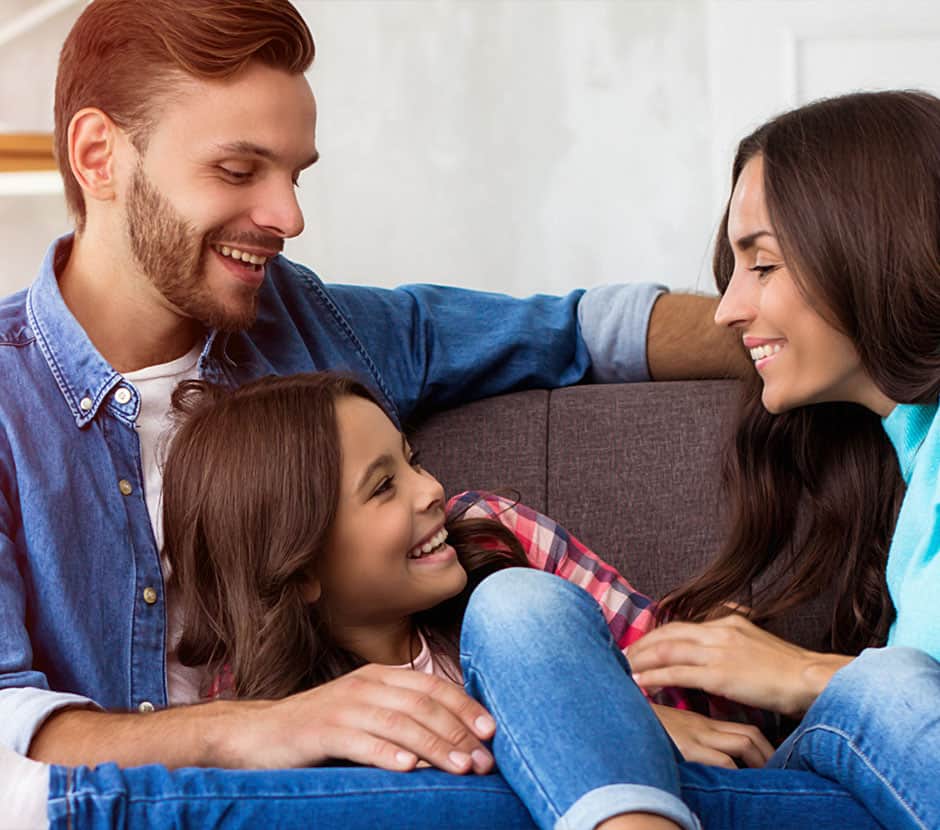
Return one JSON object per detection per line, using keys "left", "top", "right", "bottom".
{"left": 159, "top": 370, "right": 726, "bottom": 830}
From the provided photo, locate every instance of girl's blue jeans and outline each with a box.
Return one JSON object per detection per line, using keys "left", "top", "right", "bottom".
{"left": 48, "top": 570, "right": 936, "bottom": 829}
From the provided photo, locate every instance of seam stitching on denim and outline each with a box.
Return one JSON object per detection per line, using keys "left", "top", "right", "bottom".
{"left": 784, "top": 723, "right": 927, "bottom": 830}
{"left": 465, "top": 663, "right": 563, "bottom": 824}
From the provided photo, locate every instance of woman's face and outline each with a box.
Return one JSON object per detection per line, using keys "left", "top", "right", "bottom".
{"left": 715, "top": 155, "right": 890, "bottom": 415}
{"left": 311, "top": 395, "right": 467, "bottom": 640}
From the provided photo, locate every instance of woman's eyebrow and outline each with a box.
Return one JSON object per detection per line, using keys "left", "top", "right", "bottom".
{"left": 735, "top": 229, "right": 776, "bottom": 250}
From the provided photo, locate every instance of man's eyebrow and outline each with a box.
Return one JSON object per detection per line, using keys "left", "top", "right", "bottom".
{"left": 734, "top": 230, "right": 775, "bottom": 250}
{"left": 213, "top": 141, "right": 320, "bottom": 169}
{"left": 356, "top": 453, "right": 393, "bottom": 495}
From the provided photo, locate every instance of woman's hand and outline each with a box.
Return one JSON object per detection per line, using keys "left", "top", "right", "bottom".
{"left": 628, "top": 614, "right": 852, "bottom": 717}
{"left": 650, "top": 703, "right": 773, "bottom": 768}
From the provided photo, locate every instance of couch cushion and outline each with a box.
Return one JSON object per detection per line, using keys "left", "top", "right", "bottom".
{"left": 410, "top": 388, "right": 550, "bottom": 512}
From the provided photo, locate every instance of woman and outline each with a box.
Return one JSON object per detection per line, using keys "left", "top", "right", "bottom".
{"left": 617, "top": 88, "right": 940, "bottom": 827}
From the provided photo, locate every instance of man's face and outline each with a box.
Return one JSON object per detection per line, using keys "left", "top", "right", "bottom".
{"left": 121, "top": 62, "right": 318, "bottom": 331}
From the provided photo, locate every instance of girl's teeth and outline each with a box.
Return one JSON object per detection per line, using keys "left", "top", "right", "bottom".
{"left": 409, "top": 528, "right": 448, "bottom": 558}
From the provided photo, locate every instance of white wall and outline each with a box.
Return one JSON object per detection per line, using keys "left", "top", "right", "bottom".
{"left": 3, "top": 0, "right": 940, "bottom": 298}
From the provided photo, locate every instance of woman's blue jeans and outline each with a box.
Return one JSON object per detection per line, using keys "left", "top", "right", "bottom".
{"left": 48, "top": 570, "right": 936, "bottom": 829}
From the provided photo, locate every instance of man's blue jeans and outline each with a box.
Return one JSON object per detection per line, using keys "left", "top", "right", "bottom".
{"left": 47, "top": 570, "right": 935, "bottom": 828}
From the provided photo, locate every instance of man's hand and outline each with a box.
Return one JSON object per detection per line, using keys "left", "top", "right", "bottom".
{"left": 215, "top": 664, "right": 496, "bottom": 773}
{"left": 627, "top": 614, "right": 853, "bottom": 717}
{"left": 650, "top": 703, "right": 772, "bottom": 769}
{"left": 32, "top": 664, "right": 497, "bottom": 774}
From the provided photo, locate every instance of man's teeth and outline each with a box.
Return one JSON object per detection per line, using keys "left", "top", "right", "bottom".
{"left": 749, "top": 343, "right": 783, "bottom": 361}
{"left": 214, "top": 245, "right": 268, "bottom": 267}
{"left": 408, "top": 528, "right": 448, "bottom": 559}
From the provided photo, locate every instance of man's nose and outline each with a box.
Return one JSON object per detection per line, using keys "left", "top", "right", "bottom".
{"left": 252, "top": 177, "right": 305, "bottom": 240}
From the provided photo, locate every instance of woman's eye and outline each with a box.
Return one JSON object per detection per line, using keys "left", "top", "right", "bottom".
{"left": 750, "top": 264, "right": 778, "bottom": 281}
{"left": 409, "top": 450, "right": 423, "bottom": 470}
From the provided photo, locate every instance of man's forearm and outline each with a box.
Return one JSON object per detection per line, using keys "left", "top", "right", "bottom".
{"left": 28, "top": 702, "right": 237, "bottom": 768}
{"left": 646, "top": 293, "right": 750, "bottom": 380}
{"left": 27, "top": 664, "right": 500, "bottom": 774}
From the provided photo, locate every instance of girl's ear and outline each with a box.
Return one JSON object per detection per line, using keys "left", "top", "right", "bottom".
{"left": 302, "top": 577, "right": 322, "bottom": 604}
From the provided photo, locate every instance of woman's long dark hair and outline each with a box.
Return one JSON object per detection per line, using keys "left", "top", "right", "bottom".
{"left": 163, "top": 372, "right": 528, "bottom": 699}
{"left": 661, "top": 91, "right": 940, "bottom": 652}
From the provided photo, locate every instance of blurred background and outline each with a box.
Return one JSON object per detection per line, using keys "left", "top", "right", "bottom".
{"left": 2, "top": 0, "right": 939, "bottom": 297}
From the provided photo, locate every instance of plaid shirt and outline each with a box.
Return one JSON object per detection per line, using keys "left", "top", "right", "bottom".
{"left": 449, "top": 491, "right": 774, "bottom": 733}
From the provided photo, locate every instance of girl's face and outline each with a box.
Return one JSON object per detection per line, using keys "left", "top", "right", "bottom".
{"left": 715, "top": 155, "right": 893, "bottom": 416}
{"left": 311, "top": 395, "right": 468, "bottom": 641}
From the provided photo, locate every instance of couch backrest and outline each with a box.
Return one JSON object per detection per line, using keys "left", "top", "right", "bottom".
{"left": 413, "top": 380, "right": 830, "bottom": 649}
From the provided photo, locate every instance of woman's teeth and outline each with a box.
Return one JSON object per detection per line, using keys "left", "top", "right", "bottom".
{"left": 749, "top": 343, "right": 783, "bottom": 362}
{"left": 213, "top": 245, "right": 269, "bottom": 267}
{"left": 408, "top": 528, "right": 448, "bottom": 559}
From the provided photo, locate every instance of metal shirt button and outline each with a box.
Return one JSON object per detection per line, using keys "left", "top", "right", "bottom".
{"left": 142, "top": 586, "right": 158, "bottom": 605}
{"left": 138, "top": 701, "right": 155, "bottom": 713}
{"left": 79, "top": 397, "right": 93, "bottom": 411}
{"left": 118, "top": 479, "right": 133, "bottom": 496}
{"left": 114, "top": 387, "right": 132, "bottom": 405}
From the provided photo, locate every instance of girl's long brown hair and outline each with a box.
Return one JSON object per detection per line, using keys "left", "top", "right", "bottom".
{"left": 661, "top": 91, "right": 940, "bottom": 652}
{"left": 162, "top": 372, "right": 528, "bottom": 699}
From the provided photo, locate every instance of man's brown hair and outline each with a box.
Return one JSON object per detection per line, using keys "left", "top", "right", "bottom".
{"left": 54, "top": 0, "right": 315, "bottom": 230}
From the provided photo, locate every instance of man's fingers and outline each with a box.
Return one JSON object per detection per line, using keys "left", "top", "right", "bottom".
{"left": 329, "top": 667, "right": 495, "bottom": 773}
{"left": 372, "top": 667, "right": 496, "bottom": 739}
{"left": 315, "top": 726, "right": 420, "bottom": 772}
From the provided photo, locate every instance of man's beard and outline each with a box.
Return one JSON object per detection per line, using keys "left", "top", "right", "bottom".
{"left": 125, "top": 165, "right": 260, "bottom": 332}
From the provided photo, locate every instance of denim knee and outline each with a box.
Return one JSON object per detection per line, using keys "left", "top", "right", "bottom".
{"left": 461, "top": 569, "right": 601, "bottom": 655}
{"left": 826, "top": 646, "right": 939, "bottom": 709}
{"left": 787, "top": 645, "right": 940, "bottom": 756}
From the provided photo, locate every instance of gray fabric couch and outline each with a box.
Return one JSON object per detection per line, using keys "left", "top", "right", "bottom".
{"left": 413, "top": 380, "right": 829, "bottom": 651}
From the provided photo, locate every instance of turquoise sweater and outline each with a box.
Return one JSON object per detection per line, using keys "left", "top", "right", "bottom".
{"left": 882, "top": 400, "right": 940, "bottom": 661}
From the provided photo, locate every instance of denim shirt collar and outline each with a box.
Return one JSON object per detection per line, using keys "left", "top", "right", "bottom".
{"left": 26, "top": 234, "right": 224, "bottom": 428}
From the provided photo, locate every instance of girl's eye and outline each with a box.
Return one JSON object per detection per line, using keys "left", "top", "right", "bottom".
{"left": 409, "top": 450, "right": 423, "bottom": 470}
{"left": 372, "top": 476, "right": 394, "bottom": 498}
{"left": 750, "top": 264, "right": 778, "bottom": 281}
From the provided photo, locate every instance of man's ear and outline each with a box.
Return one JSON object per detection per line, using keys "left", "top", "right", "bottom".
{"left": 302, "top": 577, "right": 322, "bottom": 604}
{"left": 67, "top": 107, "right": 124, "bottom": 205}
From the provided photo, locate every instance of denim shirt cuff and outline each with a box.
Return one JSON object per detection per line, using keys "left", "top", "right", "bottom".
{"left": 0, "top": 687, "right": 101, "bottom": 754}
{"left": 577, "top": 283, "right": 669, "bottom": 382}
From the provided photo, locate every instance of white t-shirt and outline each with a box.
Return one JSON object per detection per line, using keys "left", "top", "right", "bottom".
{"left": 123, "top": 345, "right": 204, "bottom": 705}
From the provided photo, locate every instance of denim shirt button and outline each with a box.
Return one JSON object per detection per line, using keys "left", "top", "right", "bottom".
{"left": 114, "top": 387, "right": 132, "bottom": 405}
{"left": 118, "top": 479, "right": 133, "bottom": 496}
{"left": 142, "top": 586, "right": 158, "bottom": 605}
{"left": 79, "top": 396, "right": 93, "bottom": 412}
{"left": 137, "top": 701, "right": 155, "bottom": 713}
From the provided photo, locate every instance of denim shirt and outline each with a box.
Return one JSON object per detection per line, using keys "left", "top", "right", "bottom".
{"left": 0, "top": 235, "right": 664, "bottom": 753}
